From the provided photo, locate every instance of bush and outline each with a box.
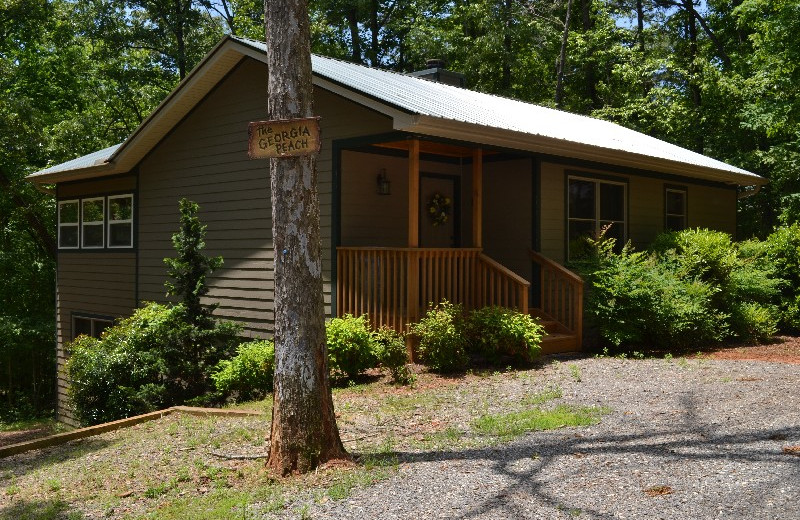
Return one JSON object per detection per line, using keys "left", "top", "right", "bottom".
{"left": 410, "top": 301, "right": 468, "bottom": 373}
{"left": 212, "top": 340, "right": 275, "bottom": 402}
{"left": 65, "top": 303, "right": 240, "bottom": 426}
{"left": 373, "top": 327, "right": 414, "bottom": 385}
{"left": 762, "top": 224, "right": 800, "bottom": 331}
{"left": 326, "top": 314, "right": 378, "bottom": 380}
{"left": 468, "top": 307, "right": 545, "bottom": 364}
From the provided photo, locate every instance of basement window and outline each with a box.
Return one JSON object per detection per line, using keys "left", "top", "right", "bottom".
{"left": 72, "top": 315, "right": 113, "bottom": 340}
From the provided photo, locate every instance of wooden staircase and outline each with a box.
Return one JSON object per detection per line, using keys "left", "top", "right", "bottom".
{"left": 531, "top": 308, "right": 581, "bottom": 354}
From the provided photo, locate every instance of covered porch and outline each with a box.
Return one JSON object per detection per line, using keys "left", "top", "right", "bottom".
{"left": 333, "top": 135, "right": 582, "bottom": 355}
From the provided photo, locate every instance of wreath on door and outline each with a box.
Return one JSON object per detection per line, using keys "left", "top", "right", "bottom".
{"left": 426, "top": 192, "right": 451, "bottom": 227}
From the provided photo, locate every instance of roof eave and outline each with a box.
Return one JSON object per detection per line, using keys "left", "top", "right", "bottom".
{"left": 403, "top": 115, "right": 767, "bottom": 187}
{"left": 28, "top": 163, "right": 116, "bottom": 185}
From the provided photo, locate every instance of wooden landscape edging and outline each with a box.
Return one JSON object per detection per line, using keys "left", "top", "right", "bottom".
{"left": 0, "top": 406, "right": 264, "bottom": 459}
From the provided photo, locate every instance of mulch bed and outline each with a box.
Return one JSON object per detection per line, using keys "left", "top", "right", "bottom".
{"left": 697, "top": 335, "right": 800, "bottom": 364}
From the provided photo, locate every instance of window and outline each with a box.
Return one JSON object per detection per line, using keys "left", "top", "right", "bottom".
{"left": 82, "top": 197, "right": 105, "bottom": 248}
{"left": 58, "top": 194, "right": 134, "bottom": 250}
{"left": 665, "top": 187, "right": 687, "bottom": 231}
{"left": 58, "top": 200, "right": 80, "bottom": 249}
{"left": 108, "top": 194, "right": 134, "bottom": 248}
{"left": 568, "top": 176, "right": 626, "bottom": 259}
{"left": 72, "top": 315, "right": 113, "bottom": 340}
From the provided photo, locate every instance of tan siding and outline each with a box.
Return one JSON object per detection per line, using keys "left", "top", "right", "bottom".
{"left": 340, "top": 152, "right": 465, "bottom": 247}
{"left": 56, "top": 253, "right": 136, "bottom": 425}
{"left": 689, "top": 185, "right": 737, "bottom": 234}
{"left": 539, "top": 161, "right": 739, "bottom": 264}
{"left": 539, "top": 162, "right": 565, "bottom": 263}
{"left": 483, "top": 158, "right": 533, "bottom": 281}
{"left": 137, "top": 58, "right": 393, "bottom": 338}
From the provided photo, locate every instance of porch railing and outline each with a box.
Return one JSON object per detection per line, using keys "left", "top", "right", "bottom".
{"left": 529, "top": 249, "right": 583, "bottom": 340}
{"left": 336, "top": 247, "right": 529, "bottom": 331}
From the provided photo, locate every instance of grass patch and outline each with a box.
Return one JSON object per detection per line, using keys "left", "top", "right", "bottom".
{"left": 473, "top": 405, "right": 610, "bottom": 441}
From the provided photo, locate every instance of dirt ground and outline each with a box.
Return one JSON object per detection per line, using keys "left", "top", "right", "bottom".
{"left": 698, "top": 335, "right": 800, "bottom": 364}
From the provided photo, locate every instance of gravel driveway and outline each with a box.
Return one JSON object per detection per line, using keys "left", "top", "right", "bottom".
{"left": 293, "top": 357, "right": 800, "bottom": 520}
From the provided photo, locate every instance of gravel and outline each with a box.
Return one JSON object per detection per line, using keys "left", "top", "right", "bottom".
{"left": 282, "top": 357, "right": 800, "bottom": 520}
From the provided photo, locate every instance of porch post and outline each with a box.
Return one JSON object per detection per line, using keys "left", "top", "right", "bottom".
{"left": 472, "top": 148, "right": 483, "bottom": 248}
{"left": 407, "top": 139, "right": 420, "bottom": 360}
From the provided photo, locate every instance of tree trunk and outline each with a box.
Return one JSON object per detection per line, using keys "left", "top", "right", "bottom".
{"left": 501, "top": 0, "right": 512, "bottom": 93}
{"left": 581, "top": 0, "right": 598, "bottom": 109}
{"left": 346, "top": 7, "right": 362, "bottom": 63}
{"left": 263, "top": 0, "right": 347, "bottom": 475}
{"left": 555, "top": 0, "right": 573, "bottom": 109}
{"left": 636, "top": 0, "right": 645, "bottom": 53}
{"left": 684, "top": 0, "right": 703, "bottom": 153}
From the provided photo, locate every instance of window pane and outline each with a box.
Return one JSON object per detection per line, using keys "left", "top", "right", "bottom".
{"left": 600, "top": 221, "right": 625, "bottom": 251}
{"left": 74, "top": 317, "right": 92, "bottom": 339}
{"left": 83, "top": 223, "right": 103, "bottom": 247}
{"left": 599, "top": 183, "right": 624, "bottom": 221}
{"left": 109, "top": 222, "right": 132, "bottom": 247}
{"left": 568, "top": 220, "right": 595, "bottom": 260}
{"left": 666, "top": 215, "right": 685, "bottom": 231}
{"left": 569, "top": 180, "right": 595, "bottom": 219}
{"left": 59, "top": 226, "right": 78, "bottom": 248}
{"left": 666, "top": 190, "right": 685, "bottom": 216}
{"left": 110, "top": 196, "right": 133, "bottom": 221}
{"left": 94, "top": 320, "right": 112, "bottom": 338}
{"left": 60, "top": 202, "right": 78, "bottom": 223}
{"left": 83, "top": 199, "right": 104, "bottom": 223}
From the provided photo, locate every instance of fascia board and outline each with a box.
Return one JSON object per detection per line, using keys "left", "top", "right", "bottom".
{"left": 404, "top": 115, "right": 767, "bottom": 187}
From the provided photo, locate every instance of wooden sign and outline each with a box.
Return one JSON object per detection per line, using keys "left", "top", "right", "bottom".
{"left": 248, "top": 117, "right": 321, "bottom": 159}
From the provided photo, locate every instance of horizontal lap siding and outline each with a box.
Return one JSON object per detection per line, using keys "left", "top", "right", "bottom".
{"left": 56, "top": 252, "right": 136, "bottom": 425}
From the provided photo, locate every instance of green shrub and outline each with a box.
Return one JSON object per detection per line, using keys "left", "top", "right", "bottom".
{"left": 65, "top": 303, "right": 240, "bottom": 426}
{"left": 468, "top": 307, "right": 544, "bottom": 364}
{"left": 212, "top": 340, "right": 275, "bottom": 402}
{"left": 762, "top": 224, "right": 800, "bottom": 331}
{"left": 373, "top": 327, "right": 414, "bottom": 385}
{"left": 326, "top": 314, "right": 378, "bottom": 380}
{"left": 410, "top": 300, "right": 468, "bottom": 373}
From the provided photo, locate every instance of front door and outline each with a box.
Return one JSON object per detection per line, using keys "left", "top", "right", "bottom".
{"left": 419, "top": 174, "right": 460, "bottom": 248}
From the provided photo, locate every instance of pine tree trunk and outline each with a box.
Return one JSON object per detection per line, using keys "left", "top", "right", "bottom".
{"left": 264, "top": 0, "right": 347, "bottom": 475}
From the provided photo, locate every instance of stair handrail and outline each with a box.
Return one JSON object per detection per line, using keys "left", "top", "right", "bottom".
{"left": 476, "top": 253, "right": 530, "bottom": 314}
{"left": 529, "top": 249, "right": 583, "bottom": 342}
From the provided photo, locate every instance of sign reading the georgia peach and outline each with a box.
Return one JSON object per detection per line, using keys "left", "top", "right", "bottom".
{"left": 248, "top": 117, "right": 321, "bottom": 159}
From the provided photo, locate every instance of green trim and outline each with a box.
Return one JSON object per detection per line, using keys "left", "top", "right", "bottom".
{"left": 59, "top": 173, "right": 137, "bottom": 188}
{"left": 532, "top": 158, "right": 541, "bottom": 308}
{"left": 134, "top": 169, "right": 140, "bottom": 307}
{"left": 331, "top": 140, "right": 343, "bottom": 318}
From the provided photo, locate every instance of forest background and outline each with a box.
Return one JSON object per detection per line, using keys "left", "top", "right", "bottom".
{"left": 1, "top": 0, "right": 798, "bottom": 419}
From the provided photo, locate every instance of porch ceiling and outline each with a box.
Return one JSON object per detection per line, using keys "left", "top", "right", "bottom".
{"left": 372, "top": 140, "right": 499, "bottom": 159}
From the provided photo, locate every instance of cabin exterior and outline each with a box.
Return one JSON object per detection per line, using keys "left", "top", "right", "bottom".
{"left": 29, "top": 36, "right": 765, "bottom": 424}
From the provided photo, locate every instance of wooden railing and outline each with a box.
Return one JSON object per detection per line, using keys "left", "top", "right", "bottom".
{"left": 529, "top": 250, "right": 583, "bottom": 340}
{"left": 336, "top": 247, "right": 529, "bottom": 332}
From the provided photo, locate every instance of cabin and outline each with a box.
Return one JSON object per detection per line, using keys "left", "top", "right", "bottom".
{"left": 29, "top": 36, "right": 766, "bottom": 424}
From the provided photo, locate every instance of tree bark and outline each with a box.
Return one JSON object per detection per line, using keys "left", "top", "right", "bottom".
{"left": 263, "top": 0, "right": 347, "bottom": 475}
{"left": 636, "top": 0, "right": 645, "bottom": 53}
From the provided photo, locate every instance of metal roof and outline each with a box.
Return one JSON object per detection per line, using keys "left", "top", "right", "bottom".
{"left": 29, "top": 36, "right": 764, "bottom": 186}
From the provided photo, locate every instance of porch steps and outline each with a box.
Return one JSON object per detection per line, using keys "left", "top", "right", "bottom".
{"left": 531, "top": 309, "right": 581, "bottom": 354}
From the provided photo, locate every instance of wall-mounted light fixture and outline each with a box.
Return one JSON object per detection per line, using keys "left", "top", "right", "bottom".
{"left": 376, "top": 168, "right": 391, "bottom": 195}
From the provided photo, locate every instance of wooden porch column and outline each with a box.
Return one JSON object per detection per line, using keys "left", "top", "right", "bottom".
{"left": 472, "top": 148, "right": 483, "bottom": 248}
{"left": 407, "top": 139, "right": 420, "bottom": 360}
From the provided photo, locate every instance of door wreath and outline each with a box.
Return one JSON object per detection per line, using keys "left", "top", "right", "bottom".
{"left": 426, "top": 192, "right": 451, "bottom": 227}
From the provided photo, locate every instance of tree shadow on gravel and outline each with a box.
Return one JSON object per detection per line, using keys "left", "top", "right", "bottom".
{"left": 384, "top": 394, "right": 800, "bottom": 520}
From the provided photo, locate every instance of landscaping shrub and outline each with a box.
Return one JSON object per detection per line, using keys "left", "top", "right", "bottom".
{"left": 761, "top": 224, "right": 800, "bottom": 331}
{"left": 467, "top": 306, "right": 544, "bottom": 364}
{"left": 373, "top": 326, "right": 414, "bottom": 385}
{"left": 66, "top": 303, "right": 240, "bottom": 425}
{"left": 212, "top": 340, "right": 275, "bottom": 402}
{"left": 326, "top": 314, "right": 378, "bottom": 380}
{"left": 409, "top": 300, "right": 468, "bottom": 373}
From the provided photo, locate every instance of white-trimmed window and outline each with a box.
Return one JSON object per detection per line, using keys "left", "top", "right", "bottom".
{"left": 72, "top": 315, "right": 113, "bottom": 340}
{"left": 58, "top": 200, "right": 80, "bottom": 249}
{"left": 665, "top": 187, "right": 687, "bottom": 231}
{"left": 568, "top": 176, "right": 626, "bottom": 260}
{"left": 108, "top": 194, "right": 134, "bottom": 248}
{"left": 81, "top": 197, "right": 105, "bottom": 248}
